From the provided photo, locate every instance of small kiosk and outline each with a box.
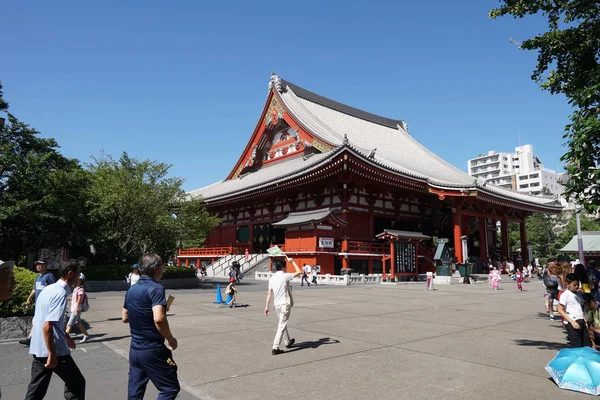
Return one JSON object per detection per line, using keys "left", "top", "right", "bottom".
{"left": 376, "top": 230, "right": 431, "bottom": 281}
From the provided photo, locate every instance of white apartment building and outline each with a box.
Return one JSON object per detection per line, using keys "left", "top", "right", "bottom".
{"left": 467, "top": 145, "right": 564, "bottom": 196}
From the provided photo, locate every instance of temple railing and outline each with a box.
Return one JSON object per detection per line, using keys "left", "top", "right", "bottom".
{"left": 345, "top": 241, "right": 387, "bottom": 254}
{"left": 178, "top": 244, "right": 248, "bottom": 257}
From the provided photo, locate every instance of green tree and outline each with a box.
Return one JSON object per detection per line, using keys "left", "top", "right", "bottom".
{"left": 0, "top": 82, "right": 8, "bottom": 112}
{"left": 526, "top": 213, "right": 556, "bottom": 257}
{"left": 555, "top": 212, "right": 600, "bottom": 250}
{"left": 0, "top": 114, "right": 91, "bottom": 260}
{"left": 490, "top": 1, "right": 600, "bottom": 213}
{"left": 86, "top": 152, "right": 219, "bottom": 261}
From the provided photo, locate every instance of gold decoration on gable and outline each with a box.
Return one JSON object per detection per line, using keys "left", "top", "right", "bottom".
{"left": 264, "top": 98, "right": 285, "bottom": 126}
{"left": 311, "top": 138, "right": 330, "bottom": 152}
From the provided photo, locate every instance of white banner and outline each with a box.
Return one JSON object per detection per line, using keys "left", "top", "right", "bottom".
{"left": 319, "top": 237, "right": 334, "bottom": 248}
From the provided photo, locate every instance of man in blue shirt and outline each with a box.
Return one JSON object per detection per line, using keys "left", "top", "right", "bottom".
{"left": 122, "top": 253, "right": 180, "bottom": 400}
{"left": 25, "top": 261, "right": 85, "bottom": 400}
{"left": 20, "top": 260, "right": 56, "bottom": 346}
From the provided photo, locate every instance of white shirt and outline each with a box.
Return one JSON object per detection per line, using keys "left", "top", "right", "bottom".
{"left": 312, "top": 269, "right": 317, "bottom": 277}
{"left": 268, "top": 271, "right": 294, "bottom": 307}
{"left": 30, "top": 280, "right": 71, "bottom": 358}
{"left": 303, "top": 265, "right": 311, "bottom": 274}
{"left": 559, "top": 289, "right": 585, "bottom": 323}
{"left": 129, "top": 273, "right": 140, "bottom": 286}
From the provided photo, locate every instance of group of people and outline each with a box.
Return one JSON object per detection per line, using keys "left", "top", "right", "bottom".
{"left": 300, "top": 263, "right": 318, "bottom": 286}
{"left": 487, "top": 258, "right": 542, "bottom": 291}
{"left": 542, "top": 259, "right": 600, "bottom": 349}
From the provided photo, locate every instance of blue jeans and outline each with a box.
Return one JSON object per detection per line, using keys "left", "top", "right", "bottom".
{"left": 128, "top": 346, "right": 180, "bottom": 400}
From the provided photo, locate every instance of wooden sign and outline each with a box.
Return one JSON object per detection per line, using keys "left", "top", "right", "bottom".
{"left": 394, "top": 242, "right": 416, "bottom": 274}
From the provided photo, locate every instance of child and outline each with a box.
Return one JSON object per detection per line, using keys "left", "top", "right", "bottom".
{"left": 585, "top": 298, "right": 600, "bottom": 349}
{"left": 225, "top": 278, "right": 237, "bottom": 308}
{"left": 66, "top": 274, "right": 90, "bottom": 343}
{"left": 515, "top": 268, "right": 524, "bottom": 291}
{"left": 558, "top": 273, "right": 592, "bottom": 348}
{"left": 488, "top": 266, "right": 500, "bottom": 290}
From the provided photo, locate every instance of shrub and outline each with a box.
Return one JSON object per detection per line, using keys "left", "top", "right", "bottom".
{"left": 83, "top": 265, "right": 196, "bottom": 281}
{"left": 0, "top": 266, "right": 37, "bottom": 317}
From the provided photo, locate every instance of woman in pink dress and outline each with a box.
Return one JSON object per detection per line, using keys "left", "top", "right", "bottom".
{"left": 244, "top": 248, "right": 249, "bottom": 261}
{"left": 489, "top": 266, "right": 500, "bottom": 290}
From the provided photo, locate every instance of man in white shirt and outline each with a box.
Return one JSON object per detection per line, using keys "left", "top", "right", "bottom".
{"left": 265, "top": 259, "right": 302, "bottom": 355}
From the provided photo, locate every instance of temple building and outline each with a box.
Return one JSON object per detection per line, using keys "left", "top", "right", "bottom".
{"left": 179, "top": 74, "right": 562, "bottom": 277}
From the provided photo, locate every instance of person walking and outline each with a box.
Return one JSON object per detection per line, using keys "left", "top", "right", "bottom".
{"left": 515, "top": 268, "right": 524, "bottom": 291}
{"left": 311, "top": 266, "right": 318, "bottom": 286}
{"left": 244, "top": 248, "right": 249, "bottom": 262}
{"left": 66, "top": 273, "right": 90, "bottom": 343}
{"left": 558, "top": 273, "right": 592, "bottom": 348}
{"left": 264, "top": 259, "right": 302, "bottom": 355}
{"left": 488, "top": 266, "right": 500, "bottom": 290}
{"left": 20, "top": 260, "right": 56, "bottom": 346}
{"left": 301, "top": 264, "right": 311, "bottom": 286}
{"left": 225, "top": 278, "right": 238, "bottom": 308}
{"left": 24, "top": 261, "right": 86, "bottom": 400}
{"left": 122, "top": 254, "right": 180, "bottom": 400}
{"left": 0, "top": 260, "right": 16, "bottom": 301}
{"left": 126, "top": 264, "right": 141, "bottom": 286}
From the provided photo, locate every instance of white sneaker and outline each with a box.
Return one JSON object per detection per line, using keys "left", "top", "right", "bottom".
{"left": 80, "top": 335, "right": 89, "bottom": 344}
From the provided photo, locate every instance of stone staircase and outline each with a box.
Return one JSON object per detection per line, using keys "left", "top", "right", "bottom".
{"left": 203, "top": 253, "right": 269, "bottom": 278}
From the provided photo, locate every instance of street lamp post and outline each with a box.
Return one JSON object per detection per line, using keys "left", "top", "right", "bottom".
{"left": 575, "top": 209, "right": 586, "bottom": 265}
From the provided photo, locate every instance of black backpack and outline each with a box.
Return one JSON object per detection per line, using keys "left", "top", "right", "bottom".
{"left": 543, "top": 271, "right": 558, "bottom": 290}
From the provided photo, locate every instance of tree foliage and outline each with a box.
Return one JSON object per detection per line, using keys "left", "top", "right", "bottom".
{"left": 490, "top": 1, "right": 600, "bottom": 213}
{"left": 86, "top": 153, "right": 220, "bottom": 262}
{"left": 0, "top": 114, "right": 91, "bottom": 260}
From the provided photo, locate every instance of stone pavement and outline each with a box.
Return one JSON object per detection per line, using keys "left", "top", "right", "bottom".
{"left": 0, "top": 277, "right": 592, "bottom": 399}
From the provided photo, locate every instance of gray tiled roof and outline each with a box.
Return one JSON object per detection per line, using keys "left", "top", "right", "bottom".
{"left": 189, "top": 75, "right": 562, "bottom": 211}
{"left": 272, "top": 208, "right": 339, "bottom": 227}
{"left": 560, "top": 231, "right": 600, "bottom": 253}
{"left": 376, "top": 230, "right": 431, "bottom": 240}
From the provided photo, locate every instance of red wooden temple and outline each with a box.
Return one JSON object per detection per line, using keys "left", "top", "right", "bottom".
{"left": 179, "top": 74, "right": 562, "bottom": 277}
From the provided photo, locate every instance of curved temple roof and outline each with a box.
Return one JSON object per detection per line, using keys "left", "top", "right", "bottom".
{"left": 190, "top": 74, "right": 562, "bottom": 212}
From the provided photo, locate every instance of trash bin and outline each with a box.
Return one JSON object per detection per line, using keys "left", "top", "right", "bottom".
{"left": 457, "top": 263, "right": 473, "bottom": 277}
{"left": 436, "top": 263, "right": 450, "bottom": 276}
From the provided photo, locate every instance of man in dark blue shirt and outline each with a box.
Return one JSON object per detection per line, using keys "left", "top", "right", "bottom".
{"left": 20, "top": 260, "right": 55, "bottom": 346}
{"left": 122, "top": 253, "right": 180, "bottom": 400}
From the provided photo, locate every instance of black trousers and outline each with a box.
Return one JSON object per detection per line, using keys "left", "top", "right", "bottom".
{"left": 566, "top": 319, "right": 593, "bottom": 348}
{"left": 25, "top": 355, "right": 86, "bottom": 400}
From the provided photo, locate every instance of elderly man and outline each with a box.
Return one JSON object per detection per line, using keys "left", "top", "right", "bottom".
{"left": 20, "top": 260, "right": 56, "bottom": 346}
{"left": 25, "top": 261, "right": 85, "bottom": 400}
{"left": 265, "top": 258, "right": 302, "bottom": 355}
{"left": 122, "top": 253, "right": 180, "bottom": 400}
{"left": 0, "top": 259, "right": 16, "bottom": 301}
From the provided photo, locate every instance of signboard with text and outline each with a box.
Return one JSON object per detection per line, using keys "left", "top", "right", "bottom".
{"left": 318, "top": 237, "right": 334, "bottom": 248}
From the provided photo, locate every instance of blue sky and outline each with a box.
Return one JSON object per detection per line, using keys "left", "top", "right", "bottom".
{"left": 1, "top": 0, "right": 571, "bottom": 191}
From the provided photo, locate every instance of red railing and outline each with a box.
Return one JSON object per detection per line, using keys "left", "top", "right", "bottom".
{"left": 346, "top": 241, "right": 387, "bottom": 254}
{"left": 178, "top": 244, "right": 249, "bottom": 257}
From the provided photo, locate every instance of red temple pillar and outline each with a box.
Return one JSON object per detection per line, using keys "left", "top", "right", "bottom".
{"left": 453, "top": 209, "right": 463, "bottom": 263}
{"left": 501, "top": 218, "right": 509, "bottom": 260}
{"left": 520, "top": 217, "right": 528, "bottom": 263}
{"left": 389, "top": 242, "right": 395, "bottom": 277}
{"left": 479, "top": 217, "right": 487, "bottom": 262}
{"left": 341, "top": 239, "right": 349, "bottom": 271}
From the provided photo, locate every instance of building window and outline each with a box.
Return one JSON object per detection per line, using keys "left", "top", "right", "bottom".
{"left": 519, "top": 184, "right": 529, "bottom": 189}
{"left": 519, "top": 176, "right": 527, "bottom": 181}
{"left": 530, "top": 182, "right": 539, "bottom": 187}
{"left": 530, "top": 173, "right": 539, "bottom": 179}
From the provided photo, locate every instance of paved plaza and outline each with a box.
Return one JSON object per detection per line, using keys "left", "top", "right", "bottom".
{"left": 0, "top": 278, "right": 592, "bottom": 399}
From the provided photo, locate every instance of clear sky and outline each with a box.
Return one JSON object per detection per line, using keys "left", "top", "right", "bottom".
{"left": 1, "top": 0, "right": 571, "bottom": 192}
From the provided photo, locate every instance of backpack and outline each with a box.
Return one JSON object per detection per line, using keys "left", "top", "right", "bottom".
{"left": 75, "top": 288, "right": 90, "bottom": 312}
{"left": 543, "top": 272, "right": 558, "bottom": 290}
{"left": 583, "top": 268, "right": 599, "bottom": 300}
